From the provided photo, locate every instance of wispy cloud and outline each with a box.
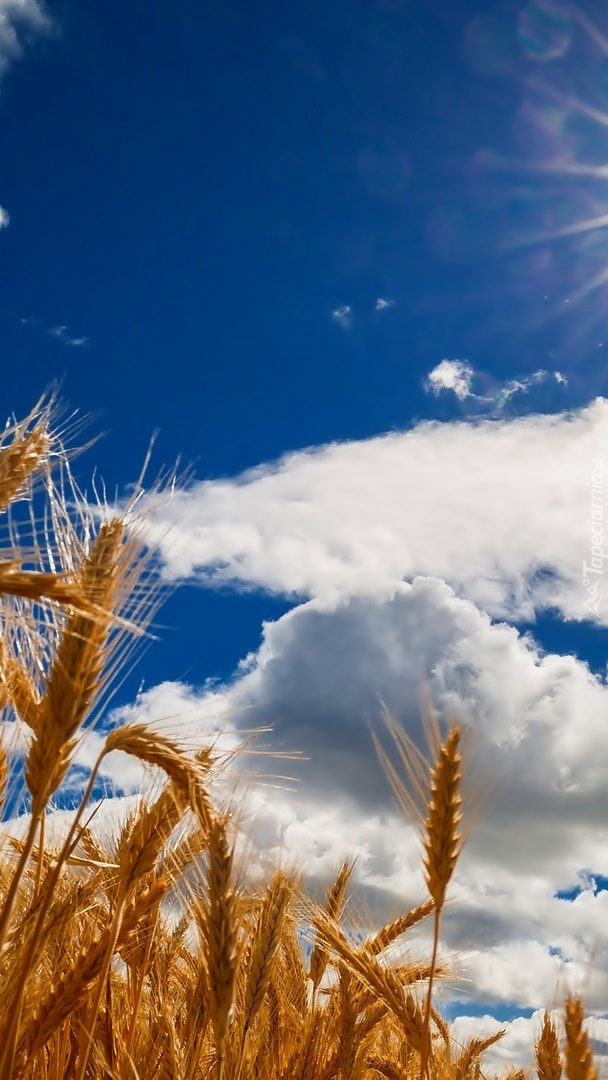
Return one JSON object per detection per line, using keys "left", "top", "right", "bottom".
{"left": 19, "top": 316, "right": 90, "bottom": 347}
{"left": 0, "top": 0, "right": 52, "bottom": 80}
{"left": 494, "top": 369, "right": 567, "bottom": 408}
{"left": 425, "top": 359, "right": 568, "bottom": 410}
{"left": 375, "top": 297, "right": 394, "bottom": 310}
{"left": 49, "top": 325, "right": 89, "bottom": 348}
{"left": 331, "top": 303, "right": 351, "bottom": 327}
{"left": 0, "top": 206, "right": 9, "bottom": 230}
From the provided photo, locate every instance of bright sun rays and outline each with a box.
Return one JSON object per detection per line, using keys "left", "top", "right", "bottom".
{"left": 497, "top": 5, "right": 608, "bottom": 326}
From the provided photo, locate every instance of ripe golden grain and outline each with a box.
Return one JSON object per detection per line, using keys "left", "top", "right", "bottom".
{"left": 309, "top": 857, "right": 356, "bottom": 992}
{"left": 564, "top": 997, "right": 597, "bottom": 1080}
{"left": 367, "top": 898, "right": 435, "bottom": 956}
{"left": 240, "top": 873, "right": 292, "bottom": 1043}
{"left": 536, "top": 1012, "right": 563, "bottom": 1080}
{"left": 205, "top": 816, "right": 239, "bottom": 1080}
{"left": 0, "top": 401, "right": 592, "bottom": 1080}
{"left": 0, "top": 419, "right": 50, "bottom": 513}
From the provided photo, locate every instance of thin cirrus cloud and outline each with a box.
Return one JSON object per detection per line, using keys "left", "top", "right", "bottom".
{"left": 19, "top": 317, "right": 89, "bottom": 347}
{"left": 144, "top": 396, "right": 607, "bottom": 624}
{"left": 331, "top": 299, "right": 394, "bottom": 324}
{"left": 49, "top": 325, "right": 89, "bottom": 348}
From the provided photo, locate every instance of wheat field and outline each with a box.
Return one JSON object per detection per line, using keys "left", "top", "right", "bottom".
{"left": 0, "top": 398, "right": 596, "bottom": 1080}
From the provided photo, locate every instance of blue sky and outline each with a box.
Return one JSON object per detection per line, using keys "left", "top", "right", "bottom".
{"left": 3, "top": 0, "right": 608, "bottom": 1068}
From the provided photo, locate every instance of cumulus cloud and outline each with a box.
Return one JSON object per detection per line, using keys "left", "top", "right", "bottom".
{"left": 0, "top": 0, "right": 51, "bottom": 79}
{"left": 78, "top": 393, "right": 608, "bottom": 1042}
{"left": 222, "top": 581, "right": 608, "bottom": 1018}
{"left": 144, "top": 397, "right": 608, "bottom": 624}
{"left": 79, "top": 576, "right": 608, "bottom": 1021}
{"left": 426, "top": 359, "right": 475, "bottom": 400}
{"left": 375, "top": 297, "right": 393, "bottom": 310}
{"left": 0, "top": 205, "right": 9, "bottom": 229}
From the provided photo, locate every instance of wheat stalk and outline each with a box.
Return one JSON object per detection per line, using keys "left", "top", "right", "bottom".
{"left": 118, "top": 784, "right": 186, "bottom": 891}
{"left": 22, "top": 928, "right": 111, "bottom": 1057}
{"left": 419, "top": 722, "right": 463, "bottom": 1080}
{"left": 26, "top": 519, "right": 124, "bottom": 814}
{"left": 0, "top": 415, "right": 50, "bottom": 513}
{"left": 314, "top": 909, "right": 427, "bottom": 1055}
{"left": 0, "top": 743, "right": 8, "bottom": 813}
{"left": 564, "top": 997, "right": 597, "bottom": 1080}
{"left": 309, "top": 857, "right": 356, "bottom": 993}
{"left": 204, "top": 815, "right": 239, "bottom": 1080}
{"left": 239, "top": 873, "right": 292, "bottom": 1049}
{"left": 105, "top": 721, "right": 212, "bottom": 795}
{"left": 367, "top": 899, "right": 435, "bottom": 956}
{"left": 537, "top": 1012, "right": 563, "bottom": 1080}
{"left": 0, "top": 560, "right": 85, "bottom": 608}
{"left": 453, "top": 1030, "right": 506, "bottom": 1080}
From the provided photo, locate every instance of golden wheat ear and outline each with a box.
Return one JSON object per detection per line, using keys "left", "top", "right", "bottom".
{"left": 418, "top": 721, "right": 463, "bottom": 1080}
{"left": 0, "top": 404, "right": 51, "bottom": 514}
{"left": 564, "top": 997, "right": 597, "bottom": 1080}
{"left": 308, "top": 856, "right": 356, "bottom": 992}
{"left": 536, "top": 1012, "right": 563, "bottom": 1080}
{"left": 453, "top": 1030, "right": 507, "bottom": 1080}
{"left": 117, "top": 783, "right": 186, "bottom": 891}
{"left": 366, "top": 898, "right": 435, "bottom": 956}
{"left": 313, "top": 909, "right": 428, "bottom": 1056}
{"left": 230, "top": 869, "right": 294, "bottom": 1079}
{"left": 422, "top": 723, "right": 463, "bottom": 912}
{"left": 25, "top": 520, "right": 125, "bottom": 813}
{"left": 203, "top": 815, "right": 240, "bottom": 1080}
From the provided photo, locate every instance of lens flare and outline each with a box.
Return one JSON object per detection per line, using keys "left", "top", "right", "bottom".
{"left": 478, "top": 5, "right": 608, "bottom": 363}
{"left": 518, "top": 0, "right": 572, "bottom": 62}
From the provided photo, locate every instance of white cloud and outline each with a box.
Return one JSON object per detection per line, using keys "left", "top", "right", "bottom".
{"left": 331, "top": 304, "right": 351, "bottom": 329}
{"left": 216, "top": 581, "right": 608, "bottom": 1017}
{"left": 0, "top": 0, "right": 51, "bottom": 79}
{"left": 63, "top": 576, "right": 608, "bottom": 1024}
{"left": 376, "top": 297, "right": 393, "bottom": 310}
{"left": 494, "top": 369, "right": 561, "bottom": 408}
{"left": 49, "top": 325, "right": 89, "bottom": 347}
{"left": 38, "top": 386, "right": 608, "bottom": 1044}
{"left": 144, "top": 397, "right": 608, "bottom": 624}
{"left": 455, "top": 1011, "right": 608, "bottom": 1074}
{"left": 0, "top": 205, "right": 9, "bottom": 229}
{"left": 425, "top": 360, "right": 567, "bottom": 410}
{"left": 426, "top": 359, "right": 475, "bottom": 400}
